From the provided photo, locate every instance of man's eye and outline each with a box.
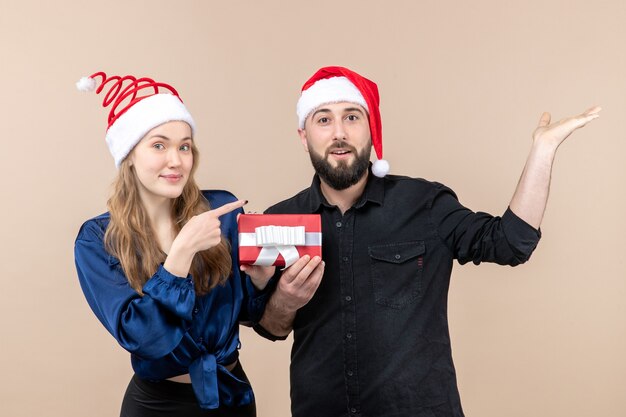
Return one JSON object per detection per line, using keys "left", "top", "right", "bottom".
{"left": 318, "top": 117, "right": 330, "bottom": 124}
{"left": 347, "top": 115, "right": 358, "bottom": 121}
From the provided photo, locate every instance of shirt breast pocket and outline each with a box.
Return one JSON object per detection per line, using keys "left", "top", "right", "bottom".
{"left": 368, "top": 241, "right": 425, "bottom": 309}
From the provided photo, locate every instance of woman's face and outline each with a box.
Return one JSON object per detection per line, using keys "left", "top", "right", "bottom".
{"left": 128, "top": 121, "right": 194, "bottom": 205}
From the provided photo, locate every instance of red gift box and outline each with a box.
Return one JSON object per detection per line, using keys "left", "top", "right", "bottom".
{"left": 238, "top": 214, "right": 322, "bottom": 267}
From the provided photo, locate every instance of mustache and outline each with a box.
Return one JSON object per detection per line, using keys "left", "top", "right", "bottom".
{"left": 325, "top": 142, "right": 357, "bottom": 156}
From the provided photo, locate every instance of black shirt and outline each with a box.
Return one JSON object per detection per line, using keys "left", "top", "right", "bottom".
{"left": 263, "top": 171, "right": 541, "bottom": 417}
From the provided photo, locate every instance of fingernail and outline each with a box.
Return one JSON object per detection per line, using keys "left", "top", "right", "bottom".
{"left": 244, "top": 200, "right": 249, "bottom": 205}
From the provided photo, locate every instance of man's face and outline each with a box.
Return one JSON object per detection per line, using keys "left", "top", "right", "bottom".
{"left": 299, "top": 102, "right": 371, "bottom": 190}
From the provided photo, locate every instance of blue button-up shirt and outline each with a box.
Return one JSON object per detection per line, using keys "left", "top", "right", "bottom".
{"left": 74, "top": 190, "right": 255, "bottom": 409}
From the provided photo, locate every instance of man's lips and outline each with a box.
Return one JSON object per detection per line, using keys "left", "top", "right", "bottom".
{"left": 327, "top": 146, "right": 355, "bottom": 157}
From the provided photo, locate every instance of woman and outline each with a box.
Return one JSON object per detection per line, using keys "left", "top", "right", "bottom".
{"left": 74, "top": 72, "right": 268, "bottom": 416}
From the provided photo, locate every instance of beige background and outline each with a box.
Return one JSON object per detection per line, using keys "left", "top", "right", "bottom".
{"left": 1, "top": 0, "right": 624, "bottom": 416}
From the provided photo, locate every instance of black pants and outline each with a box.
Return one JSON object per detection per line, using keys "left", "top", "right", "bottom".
{"left": 120, "top": 362, "right": 256, "bottom": 417}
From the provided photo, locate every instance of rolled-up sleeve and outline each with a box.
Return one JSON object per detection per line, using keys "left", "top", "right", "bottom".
{"left": 74, "top": 220, "right": 196, "bottom": 359}
{"left": 430, "top": 184, "right": 541, "bottom": 266}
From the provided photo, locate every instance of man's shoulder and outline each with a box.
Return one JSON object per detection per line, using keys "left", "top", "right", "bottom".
{"left": 265, "top": 187, "right": 313, "bottom": 214}
{"left": 383, "top": 173, "right": 452, "bottom": 195}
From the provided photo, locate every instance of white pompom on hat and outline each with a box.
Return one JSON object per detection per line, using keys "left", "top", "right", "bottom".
{"left": 296, "top": 66, "right": 389, "bottom": 177}
{"left": 76, "top": 76, "right": 97, "bottom": 92}
{"left": 76, "top": 72, "right": 196, "bottom": 167}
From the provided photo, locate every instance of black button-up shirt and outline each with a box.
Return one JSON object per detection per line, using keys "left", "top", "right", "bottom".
{"left": 264, "top": 171, "right": 541, "bottom": 417}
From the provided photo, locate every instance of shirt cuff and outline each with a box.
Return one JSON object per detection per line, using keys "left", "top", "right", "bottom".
{"left": 252, "top": 322, "right": 289, "bottom": 341}
{"left": 142, "top": 264, "right": 196, "bottom": 321}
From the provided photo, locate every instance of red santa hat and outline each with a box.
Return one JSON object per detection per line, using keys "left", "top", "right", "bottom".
{"left": 76, "top": 72, "right": 196, "bottom": 167}
{"left": 296, "top": 66, "right": 389, "bottom": 177}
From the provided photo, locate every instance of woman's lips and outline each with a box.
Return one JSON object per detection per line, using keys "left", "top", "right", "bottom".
{"left": 160, "top": 174, "right": 183, "bottom": 183}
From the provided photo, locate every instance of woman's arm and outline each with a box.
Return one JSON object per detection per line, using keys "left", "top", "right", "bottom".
{"left": 74, "top": 219, "right": 196, "bottom": 359}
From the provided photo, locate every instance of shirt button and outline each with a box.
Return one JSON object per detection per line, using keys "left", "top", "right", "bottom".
{"left": 350, "top": 408, "right": 357, "bottom": 414}
{"left": 394, "top": 254, "right": 401, "bottom": 260}
{"left": 193, "top": 308, "right": 199, "bottom": 315}
{"left": 347, "top": 370, "right": 354, "bottom": 376}
{"left": 346, "top": 333, "right": 352, "bottom": 339}
{"left": 197, "top": 337, "right": 203, "bottom": 344}
{"left": 345, "top": 295, "right": 352, "bottom": 302}
{"left": 343, "top": 256, "right": 349, "bottom": 262}
{"left": 336, "top": 221, "right": 342, "bottom": 228}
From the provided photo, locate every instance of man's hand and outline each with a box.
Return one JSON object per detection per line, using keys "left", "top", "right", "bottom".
{"left": 532, "top": 106, "right": 601, "bottom": 151}
{"left": 257, "top": 255, "right": 325, "bottom": 338}
{"left": 274, "top": 255, "right": 325, "bottom": 312}
{"left": 509, "top": 106, "right": 601, "bottom": 229}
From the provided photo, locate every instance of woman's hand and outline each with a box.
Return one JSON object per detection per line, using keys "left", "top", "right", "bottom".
{"left": 175, "top": 200, "right": 247, "bottom": 254}
{"left": 165, "top": 200, "right": 246, "bottom": 277}
{"left": 240, "top": 264, "right": 276, "bottom": 291}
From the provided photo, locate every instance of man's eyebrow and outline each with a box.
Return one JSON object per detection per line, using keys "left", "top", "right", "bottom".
{"left": 310, "top": 106, "right": 366, "bottom": 120}
{"left": 344, "top": 107, "right": 365, "bottom": 115}
{"left": 310, "top": 108, "right": 332, "bottom": 119}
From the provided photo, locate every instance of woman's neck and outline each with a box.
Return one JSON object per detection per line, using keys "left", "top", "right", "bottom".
{"left": 140, "top": 193, "right": 175, "bottom": 252}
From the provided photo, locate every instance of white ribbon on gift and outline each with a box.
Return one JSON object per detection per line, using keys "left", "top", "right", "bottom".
{"left": 239, "top": 225, "right": 322, "bottom": 267}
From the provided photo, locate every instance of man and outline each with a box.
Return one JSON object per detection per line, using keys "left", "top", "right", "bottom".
{"left": 243, "top": 66, "right": 600, "bottom": 417}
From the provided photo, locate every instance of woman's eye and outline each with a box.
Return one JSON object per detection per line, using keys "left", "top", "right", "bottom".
{"left": 153, "top": 143, "right": 165, "bottom": 150}
{"left": 180, "top": 144, "right": 191, "bottom": 151}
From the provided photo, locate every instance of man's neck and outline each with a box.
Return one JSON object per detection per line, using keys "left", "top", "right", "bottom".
{"left": 319, "top": 171, "right": 369, "bottom": 215}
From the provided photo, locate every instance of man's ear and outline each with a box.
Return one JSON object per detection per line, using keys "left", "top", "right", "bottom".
{"left": 298, "top": 128, "right": 309, "bottom": 153}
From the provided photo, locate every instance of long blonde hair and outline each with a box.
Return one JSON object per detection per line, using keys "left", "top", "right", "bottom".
{"left": 104, "top": 145, "right": 232, "bottom": 296}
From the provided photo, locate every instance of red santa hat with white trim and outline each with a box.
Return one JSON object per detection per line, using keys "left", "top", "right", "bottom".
{"left": 296, "top": 66, "right": 389, "bottom": 177}
{"left": 76, "top": 72, "right": 195, "bottom": 167}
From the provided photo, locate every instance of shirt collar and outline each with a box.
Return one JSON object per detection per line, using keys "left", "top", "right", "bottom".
{"left": 307, "top": 166, "right": 385, "bottom": 212}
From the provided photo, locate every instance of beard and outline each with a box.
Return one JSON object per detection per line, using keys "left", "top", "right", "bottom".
{"left": 308, "top": 141, "right": 371, "bottom": 191}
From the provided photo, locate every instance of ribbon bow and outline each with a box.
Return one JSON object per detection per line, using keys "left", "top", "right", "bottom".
{"left": 239, "top": 225, "right": 321, "bottom": 267}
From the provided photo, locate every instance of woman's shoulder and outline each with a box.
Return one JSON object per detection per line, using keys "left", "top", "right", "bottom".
{"left": 76, "top": 212, "right": 111, "bottom": 242}
{"left": 201, "top": 189, "right": 238, "bottom": 208}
